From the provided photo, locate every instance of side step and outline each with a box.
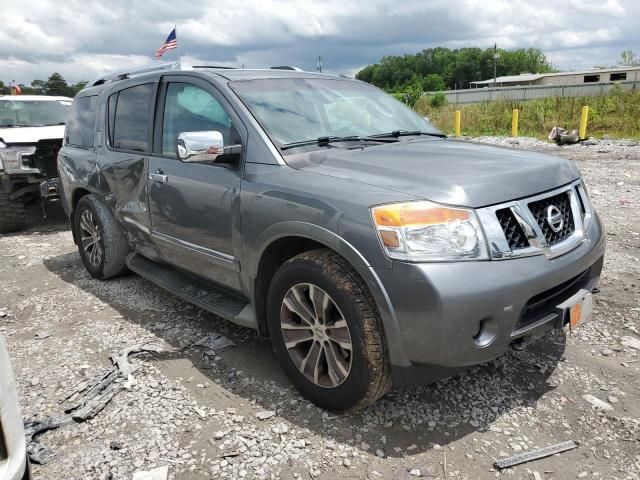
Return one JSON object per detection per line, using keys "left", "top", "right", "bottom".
{"left": 126, "top": 253, "right": 256, "bottom": 329}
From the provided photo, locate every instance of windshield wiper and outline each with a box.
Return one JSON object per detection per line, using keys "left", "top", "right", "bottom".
{"left": 280, "top": 135, "right": 398, "bottom": 151}
{"left": 0, "top": 123, "right": 38, "bottom": 128}
{"left": 368, "top": 130, "right": 447, "bottom": 139}
{"left": 280, "top": 136, "right": 359, "bottom": 150}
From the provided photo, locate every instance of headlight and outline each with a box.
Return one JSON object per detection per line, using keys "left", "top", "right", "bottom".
{"left": 371, "top": 201, "right": 488, "bottom": 262}
{"left": 0, "top": 144, "right": 36, "bottom": 172}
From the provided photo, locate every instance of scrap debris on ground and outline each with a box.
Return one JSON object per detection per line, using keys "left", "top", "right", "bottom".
{"left": 493, "top": 440, "right": 579, "bottom": 470}
{"left": 548, "top": 126, "right": 580, "bottom": 145}
{"left": 1, "top": 137, "right": 639, "bottom": 479}
{"left": 24, "top": 344, "right": 162, "bottom": 464}
{"left": 191, "top": 332, "right": 236, "bottom": 356}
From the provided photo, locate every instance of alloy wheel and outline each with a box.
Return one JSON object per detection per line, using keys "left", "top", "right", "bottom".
{"left": 79, "top": 209, "right": 103, "bottom": 268}
{"left": 280, "top": 283, "right": 353, "bottom": 388}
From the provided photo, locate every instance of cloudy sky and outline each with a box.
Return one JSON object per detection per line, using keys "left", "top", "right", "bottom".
{"left": 1, "top": 0, "right": 638, "bottom": 85}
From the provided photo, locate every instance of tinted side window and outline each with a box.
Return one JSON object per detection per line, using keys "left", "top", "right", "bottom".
{"left": 66, "top": 96, "right": 98, "bottom": 147}
{"left": 161, "top": 83, "right": 238, "bottom": 157}
{"left": 112, "top": 84, "right": 154, "bottom": 152}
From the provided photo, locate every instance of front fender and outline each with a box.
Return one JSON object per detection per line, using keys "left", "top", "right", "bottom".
{"left": 245, "top": 221, "right": 411, "bottom": 368}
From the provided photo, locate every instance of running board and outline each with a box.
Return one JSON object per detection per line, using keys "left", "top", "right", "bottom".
{"left": 126, "top": 253, "right": 257, "bottom": 329}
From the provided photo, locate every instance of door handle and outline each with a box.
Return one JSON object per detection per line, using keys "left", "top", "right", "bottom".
{"left": 149, "top": 169, "right": 168, "bottom": 184}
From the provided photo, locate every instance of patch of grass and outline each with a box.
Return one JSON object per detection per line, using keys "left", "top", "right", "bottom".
{"left": 417, "top": 87, "right": 640, "bottom": 139}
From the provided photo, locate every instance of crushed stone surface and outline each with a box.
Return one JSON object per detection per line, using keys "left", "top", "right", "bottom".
{"left": 1, "top": 137, "right": 639, "bottom": 479}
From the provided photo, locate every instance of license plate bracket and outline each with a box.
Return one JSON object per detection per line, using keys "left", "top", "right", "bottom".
{"left": 556, "top": 288, "right": 593, "bottom": 329}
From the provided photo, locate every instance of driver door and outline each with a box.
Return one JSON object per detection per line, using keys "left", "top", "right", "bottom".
{"left": 147, "top": 76, "right": 245, "bottom": 291}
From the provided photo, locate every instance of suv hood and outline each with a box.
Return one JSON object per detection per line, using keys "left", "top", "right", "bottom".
{"left": 0, "top": 125, "right": 65, "bottom": 144}
{"left": 291, "top": 139, "right": 580, "bottom": 207}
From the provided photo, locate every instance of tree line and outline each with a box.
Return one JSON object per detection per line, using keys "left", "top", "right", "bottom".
{"left": 356, "top": 47, "right": 556, "bottom": 93}
{"left": 0, "top": 73, "right": 87, "bottom": 97}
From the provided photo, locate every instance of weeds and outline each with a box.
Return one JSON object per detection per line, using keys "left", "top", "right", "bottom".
{"left": 417, "top": 88, "right": 640, "bottom": 138}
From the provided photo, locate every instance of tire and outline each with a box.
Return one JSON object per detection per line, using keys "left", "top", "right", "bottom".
{"left": 267, "top": 249, "right": 391, "bottom": 411}
{"left": 0, "top": 191, "right": 26, "bottom": 233}
{"left": 74, "top": 194, "right": 129, "bottom": 279}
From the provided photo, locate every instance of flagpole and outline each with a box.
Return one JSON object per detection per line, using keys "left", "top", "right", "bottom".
{"left": 175, "top": 25, "right": 181, "bottom": 64}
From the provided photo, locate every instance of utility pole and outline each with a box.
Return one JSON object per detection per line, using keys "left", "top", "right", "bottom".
{"left": 493, "top": 43, "right": 500, "bottom": 88}
{"left": 317, "top": 56, "right": 323, "bottom": 73}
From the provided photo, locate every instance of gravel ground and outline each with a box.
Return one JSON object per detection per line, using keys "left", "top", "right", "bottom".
{"left": 1, "top": 137, "right": 639, "bottom": 480}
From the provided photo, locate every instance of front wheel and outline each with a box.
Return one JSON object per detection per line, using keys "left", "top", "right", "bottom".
{"left": 267, "top": 249, "right": 391, "bottom": 411}
{"left": 74, "top": 194, "right": 129, "bottom": 279}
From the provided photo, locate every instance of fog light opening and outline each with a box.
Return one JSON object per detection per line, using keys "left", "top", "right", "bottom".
{"left": 472, "top": 317, "right": 498, "bottom": 347}
{"left": 472, "top": 320, "right": 484, "bottom": 340}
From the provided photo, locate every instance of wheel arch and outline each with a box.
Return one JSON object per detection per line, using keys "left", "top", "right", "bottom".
{"left": 249, "top": 222, "right": 410, "bottom": 367}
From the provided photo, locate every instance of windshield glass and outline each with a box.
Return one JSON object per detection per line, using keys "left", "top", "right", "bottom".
{"left": 229, "top": 78, "right": 442, "bottom": 148}
{"left": 0, "top": 100, "right": 71, "bottom": 127}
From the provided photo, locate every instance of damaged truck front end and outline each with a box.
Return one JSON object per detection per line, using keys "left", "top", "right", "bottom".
{"left": 0, "top": 96, "right": 72, "bottom": 233}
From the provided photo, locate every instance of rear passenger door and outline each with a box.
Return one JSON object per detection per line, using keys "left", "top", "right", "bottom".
{"left": 102, "top": 81, "right": 157, "bottom": 244}
{"left": 147, "top": 75, "right": 246, "bottom": 291}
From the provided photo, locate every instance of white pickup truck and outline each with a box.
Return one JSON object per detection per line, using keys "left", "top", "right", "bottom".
{"left": 0, "top": 95, "right": 72, "bottom": 232}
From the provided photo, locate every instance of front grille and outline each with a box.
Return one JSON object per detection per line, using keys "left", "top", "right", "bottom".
{"left": 519, "top": 268, "right": 589, "bottom": 328}
{"left": 528, "top": 192, "right": 574, "bottom": 245}
{"left": 496, "top": 208, "right": 529, "bottom": 249}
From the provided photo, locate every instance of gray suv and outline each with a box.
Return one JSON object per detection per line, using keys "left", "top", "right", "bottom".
{"left": 58, "top": 62, "right": 605, "bottom": 411}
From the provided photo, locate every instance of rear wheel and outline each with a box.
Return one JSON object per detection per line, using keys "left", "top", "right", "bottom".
{"left": 267, "top": 249, "right": 391, "bottom": 411}
{"left": 74, "top": 194, "right": 129, "bottom": 279}
{"left": 0, "top": 191, "right": 26, "bottom": 233}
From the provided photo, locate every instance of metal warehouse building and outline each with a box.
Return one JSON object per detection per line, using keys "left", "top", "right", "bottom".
{"left": 470, "top": 66, "right": 640, "bottom": 88}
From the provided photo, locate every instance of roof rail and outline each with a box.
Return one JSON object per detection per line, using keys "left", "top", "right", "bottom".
{"left": 270, "top": 65, "right": 304, "bottom": 72}
{"left": 90, "top": 61, "right": 191, "bottom": 87}
{"left": 191, "top": 65, "right": 237, "bottom": 70}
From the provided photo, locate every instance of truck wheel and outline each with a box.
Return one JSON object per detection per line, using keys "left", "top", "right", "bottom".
{"left": 267, "top": 249, "right": 391, "bottom": 411}
{"left": 74, "top": 194, "right": 129, "bottom": 279}
{"left": 0, "top": 192, "right": 26, "bottom": 233}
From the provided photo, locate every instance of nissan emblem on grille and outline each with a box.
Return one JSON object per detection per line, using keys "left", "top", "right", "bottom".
{"left": 546, "top": 205, "right": 564, "bottom": 233}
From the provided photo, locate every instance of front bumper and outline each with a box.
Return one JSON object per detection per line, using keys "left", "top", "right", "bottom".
{"left": 376, "top": 211, "right": 605, "bottom": 386}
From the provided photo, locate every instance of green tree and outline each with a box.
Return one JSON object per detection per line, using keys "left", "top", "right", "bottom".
{"left": 0, "top": 81, "right": 9, "bottom": 95}
{"left": 397, "top": 79, "right": 423, "bottom": 107}
{"left": 43, "top": 73, "right": 72, "bottom": 96}
{"left": 31, "top": 79, "right": 46, "bottom": 94}
{"left": 356, "top": 46, "right": 556, "bottom": 92}
{"left": 422, "top": 74, "right": 445, "bottom": 91}
{"left": 70, "top": 81, "right": 88, "bottom": 96}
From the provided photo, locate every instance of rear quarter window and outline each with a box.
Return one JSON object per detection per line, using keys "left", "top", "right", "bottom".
{"left": 66, "top": 96, "right": 98, "bottom": 147}
{"left": 109, "top": 83, "right": 154, "bottom": 152}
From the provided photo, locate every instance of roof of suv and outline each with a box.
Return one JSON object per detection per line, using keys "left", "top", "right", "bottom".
{"left": 200, "top": 68, "right": 346, "bottom": 81}
{"left": 80, "top": 64, "right": 355, "bottom": 96}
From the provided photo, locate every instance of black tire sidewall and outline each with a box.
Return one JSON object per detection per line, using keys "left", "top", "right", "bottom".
{"left": 267, "top": 257, "right": 372, "bottom": 411}
{"left": 75, "top": 196, "right": 107, "bottom": 279}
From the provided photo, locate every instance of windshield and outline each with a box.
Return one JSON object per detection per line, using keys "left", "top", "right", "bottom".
{"left": 0, "top": 100, "right": 71, "bottom": 127}
{"left": 229, "top": 78, "right": 442, "bottom": 148}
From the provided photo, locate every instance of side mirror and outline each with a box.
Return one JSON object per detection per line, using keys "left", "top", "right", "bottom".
{"left": 176, "top": 131, "right": 241, "bottom": 163}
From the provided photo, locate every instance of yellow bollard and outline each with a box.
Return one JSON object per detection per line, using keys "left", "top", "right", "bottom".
{"left": 579, "top": 106, "right": 589, "bottom": 140}
{"left": 511, "top": 109, "right": 519, "bottom": 137}
{"left": 454, "top": 110, "right": 461, "bottom": 137}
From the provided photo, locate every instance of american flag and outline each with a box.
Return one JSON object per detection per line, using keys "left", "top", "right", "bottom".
{"left": 155, "top": 28, "right": 177, "bottom": 59}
